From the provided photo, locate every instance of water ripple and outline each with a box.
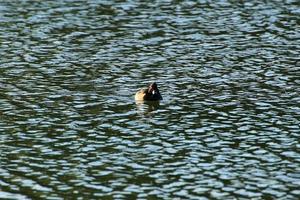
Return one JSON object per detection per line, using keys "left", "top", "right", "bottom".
{"left": 0, "top": 0, "right": 299, "bottom": 199}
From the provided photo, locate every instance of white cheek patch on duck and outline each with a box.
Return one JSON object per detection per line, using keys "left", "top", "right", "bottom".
{"left": 152, "top": 90, "right": 156, "bottom": 95}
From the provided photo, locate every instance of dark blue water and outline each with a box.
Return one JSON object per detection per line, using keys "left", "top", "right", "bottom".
{"left": 0, "top": 0, "right": 299, "bottom": 199}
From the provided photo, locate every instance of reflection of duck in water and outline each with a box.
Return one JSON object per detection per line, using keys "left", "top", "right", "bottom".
{"left": 136, "top": 100, "right": 160, "bottom": 113}
{"left": 135, "top": 82, "right": 163, "bottom": 101}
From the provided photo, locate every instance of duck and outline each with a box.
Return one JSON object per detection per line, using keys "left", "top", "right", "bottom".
{"left": 135, "top": 82, "right": 163, "bottom": 101}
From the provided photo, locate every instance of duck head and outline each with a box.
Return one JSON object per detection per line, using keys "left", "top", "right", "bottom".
{"left": 147, "top": 82, "right": 162, "bottom": 100}
{"left": 148, "top": 82, "right": 159, "bottom": 94}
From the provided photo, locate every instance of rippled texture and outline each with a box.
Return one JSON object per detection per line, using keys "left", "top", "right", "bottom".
{"left": 0, "top": 0, "right": 300, "bottom": 199}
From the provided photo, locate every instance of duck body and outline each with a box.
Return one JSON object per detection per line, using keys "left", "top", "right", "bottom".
{"left": 135, "top": 82, "right": 163, "bottom": 101}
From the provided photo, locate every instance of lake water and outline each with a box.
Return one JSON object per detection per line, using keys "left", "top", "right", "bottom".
{"left": 0, "top": 0, "right": 299, "bottom": 199}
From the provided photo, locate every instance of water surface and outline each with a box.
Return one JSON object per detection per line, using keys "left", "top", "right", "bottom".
{"left": 0, "top": 0, "right": 300, "bottom": 199}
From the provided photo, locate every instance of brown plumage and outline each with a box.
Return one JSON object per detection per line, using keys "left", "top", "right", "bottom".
{"left": 135, "top": 82, "right": 163, "bottom": 101}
